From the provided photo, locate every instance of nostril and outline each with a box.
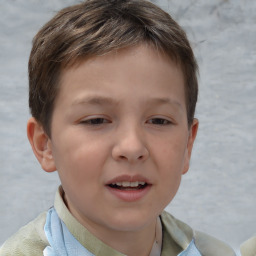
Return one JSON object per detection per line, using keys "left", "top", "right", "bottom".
{"left": 112, "top": 145, "right": 149, "bottom": 163}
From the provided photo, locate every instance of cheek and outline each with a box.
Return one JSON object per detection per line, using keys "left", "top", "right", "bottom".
{"left": 54, "top": 129, "right": 100, "bottom": 161}
{"left": 55, "top": 137, "right": 109, "bottom": 213}
{"left": 154, "top": 137, "right": 187, "bottom": 169}
{"left": 54, "top": 134, "right": 110, "bottom": 182}
{"left": 155, "top": 166, "right": 182, "bottom": 213}
{"left": 152, "top": 137, "right": 187, "bottom": 200}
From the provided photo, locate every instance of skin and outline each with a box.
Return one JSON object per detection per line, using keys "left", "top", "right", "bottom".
{"left": 27, "top": 44, "right": 198, "bottom": 256}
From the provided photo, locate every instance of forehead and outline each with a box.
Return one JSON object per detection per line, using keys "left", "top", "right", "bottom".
{"left": 61, "top": 43, "right": 183, "bottom": 80}
{"left": 56, "top": 44, "right": 186, "bottom": 109}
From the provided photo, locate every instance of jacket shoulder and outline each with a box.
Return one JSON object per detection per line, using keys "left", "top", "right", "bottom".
{"left": 194, "top": 230, "right": 236, "bottom": 256}
{"left": 161, "top": 211, "right": 235, "bottom": 256}
{"left": 0, "top": 211, "right": 49, "bottom": 256}
{"left": 240, "top": 236, "right": 256, "bottom": 256}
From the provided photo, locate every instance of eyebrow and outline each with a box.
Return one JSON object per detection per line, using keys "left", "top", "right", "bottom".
{"left": 71, "top": 95, "right": 119, "bottom": 107}
{"left": 148, "top": 97, "right": 182, "bottom": 109}
{"left": 71, "top": 95, "right": 183, "bottom": 110}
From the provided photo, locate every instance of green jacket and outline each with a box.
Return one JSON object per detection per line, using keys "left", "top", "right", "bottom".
{"left": 240, "top": 236, "right": 256, "bottom": 256}
{"left": 0, "top": 187, "right": 235, "bottom": 256}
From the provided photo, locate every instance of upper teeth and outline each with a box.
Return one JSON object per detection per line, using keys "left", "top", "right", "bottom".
{"left": 112, "top": 181, "right": 146, "bottom": 187}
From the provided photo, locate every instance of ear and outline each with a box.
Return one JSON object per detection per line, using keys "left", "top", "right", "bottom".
{"left": 27, "top": 117, "right": 56, "bottom": 172}
{"left": 182, "top": 118, "right": 199, "bottom": 175}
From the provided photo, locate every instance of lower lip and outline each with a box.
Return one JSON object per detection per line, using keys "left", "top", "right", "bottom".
{"left": 106, "top": 185, "right": 151, "bottom": 202}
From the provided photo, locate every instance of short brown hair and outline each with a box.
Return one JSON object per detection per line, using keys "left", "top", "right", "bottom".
{"left": 29, "top": 0, "right": 198, "bottom": 136}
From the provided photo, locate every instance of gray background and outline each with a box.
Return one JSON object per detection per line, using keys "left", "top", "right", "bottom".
{"left": 0, "top": 0, "right": 255, "bottom": 253}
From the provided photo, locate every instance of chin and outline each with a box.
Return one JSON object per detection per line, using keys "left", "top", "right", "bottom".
{"left": 105, "top": 212, "right": 157, "bottom": 232}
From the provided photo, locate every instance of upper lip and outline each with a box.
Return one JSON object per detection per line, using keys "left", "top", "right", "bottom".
{"left": 106, "top": 174, "right": 151, "bottom": 185}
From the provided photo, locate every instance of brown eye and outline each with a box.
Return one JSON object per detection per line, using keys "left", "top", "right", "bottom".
{"left": 81, "top": 118, "right": 109, "bottom": 125}
{"left": 148, "top": 118, "right": 171, "bottom": 125}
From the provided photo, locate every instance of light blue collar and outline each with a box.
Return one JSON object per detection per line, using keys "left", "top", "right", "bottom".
{"left": 177, "top": 239, "right": 202, "bottom": 256}
{"left": 43, "top": 207, "right": 94, "bottom": 256}
{"left": 43, "top": 208, "right": 201, "bottom": 256}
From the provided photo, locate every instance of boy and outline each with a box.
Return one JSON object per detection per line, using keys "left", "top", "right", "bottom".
{"left": 0, "top": 0, "right": 235, "bottom": 255}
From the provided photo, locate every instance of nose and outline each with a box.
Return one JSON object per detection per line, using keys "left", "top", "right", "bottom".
{"left": 112, "top": 125, "right": 149, "bottom": 163}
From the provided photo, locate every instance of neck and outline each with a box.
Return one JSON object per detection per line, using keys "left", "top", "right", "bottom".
{"left": 64, "top": 192, "right": 159, "bottom": 256}
{"left": 110, "top": 222, "right": 157, "bottom": 256}
{"left": 89, "top": 219, "right": 157, "bottom": 256}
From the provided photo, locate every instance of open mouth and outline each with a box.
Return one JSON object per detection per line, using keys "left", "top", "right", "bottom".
{"left": 108, "top": 181, "right": 148, "bottom": 190}
{"left": 106, "top": 179, "right": 151, "bottom": 201}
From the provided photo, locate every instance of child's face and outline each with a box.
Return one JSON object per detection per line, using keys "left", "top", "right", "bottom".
{"left": 42, "top": 45, "right": 198, "bottom": 237}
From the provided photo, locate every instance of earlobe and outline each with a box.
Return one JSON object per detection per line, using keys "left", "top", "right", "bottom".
{"left": 182, "top": 118, "right": 199, "bottom": 175}
{"left": 27, "top": 117, "right": 56, "bottom": 172}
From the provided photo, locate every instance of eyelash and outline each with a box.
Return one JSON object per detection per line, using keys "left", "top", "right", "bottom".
{"left": 147, "top": 118, "right": 172, "bottom": 126}
{"left": 80, "top": 117, "right": 172, "bottom": 126}
{"left": 80, "top": 118, "right": 110, "bottom": 125}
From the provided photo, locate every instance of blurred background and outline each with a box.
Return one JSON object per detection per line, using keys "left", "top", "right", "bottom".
{"left": 0, "top": 0, "right": 255, "bottom": 253}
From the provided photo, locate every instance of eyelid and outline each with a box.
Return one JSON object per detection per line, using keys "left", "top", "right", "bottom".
{"left": 146, "top": 115, "right": 174, "bottom": 125}
{"left": 79, "top": 115, "right": 111, "bottom": 125}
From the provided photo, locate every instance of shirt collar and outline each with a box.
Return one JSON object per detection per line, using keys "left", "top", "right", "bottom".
{"left": 54, "top": 186, "right": 193, "bottom": 256}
